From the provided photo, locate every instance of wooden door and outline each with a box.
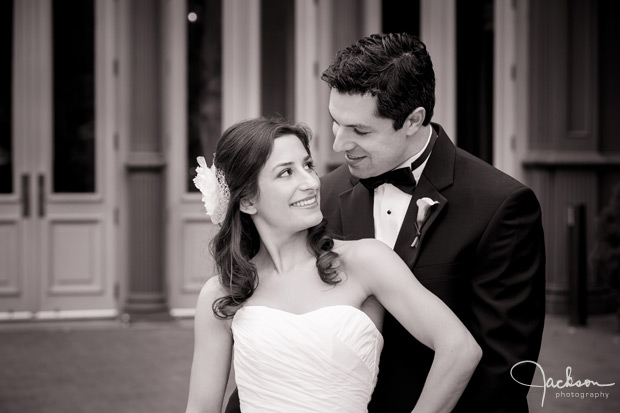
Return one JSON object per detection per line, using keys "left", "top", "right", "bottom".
{"left": 0, "top": 0, "right": 118, "bottom": 320}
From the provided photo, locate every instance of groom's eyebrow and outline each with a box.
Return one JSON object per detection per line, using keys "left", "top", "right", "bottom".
{"left": 329, "top": 112, "right": 371, "bottom": 130}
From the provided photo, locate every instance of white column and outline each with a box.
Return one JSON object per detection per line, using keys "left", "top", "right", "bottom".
{"left": 494, "top": 0, "right": 523, "bottom": 181}
{"left": 315, "top": 0, "right": 335, "bottom": 175}
{"left": 223, "top": 0, "right": 261, "bottom": 130}
{"left": 515, "top": 0, "right": 530, "bottom": 186}
{"left": 295, "top": 0, "right": 318, "bottom": 136}
{"left": 420, "top": 0, "right": 457, "bottom": 143}
{"left": 362, "top": 0, "right": 382, "bottom": 35}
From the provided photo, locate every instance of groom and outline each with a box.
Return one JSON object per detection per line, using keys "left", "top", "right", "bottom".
{"left": 320, "top": 33, "right": 546, "bottom": 412}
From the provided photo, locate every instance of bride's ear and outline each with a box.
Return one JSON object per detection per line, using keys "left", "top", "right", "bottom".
{"left": 240, "top": 198, "right": 257, "bottom": 215}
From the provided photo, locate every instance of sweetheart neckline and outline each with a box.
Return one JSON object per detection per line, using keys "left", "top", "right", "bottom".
{"left": 237, "top": 304, "right": 382, "bottom": 336}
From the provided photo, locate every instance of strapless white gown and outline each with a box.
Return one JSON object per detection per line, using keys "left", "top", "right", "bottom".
{"left": 231, "top": 305, "right": 384, "bottom": 413}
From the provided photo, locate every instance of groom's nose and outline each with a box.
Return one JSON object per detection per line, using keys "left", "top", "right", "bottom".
{"left": 332, "top": 125, "right": 354, "bottom": 153}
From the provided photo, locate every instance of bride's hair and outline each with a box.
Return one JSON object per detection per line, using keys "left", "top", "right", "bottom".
{"left": 210, "top": 117, "right": 340, "bottom": 319}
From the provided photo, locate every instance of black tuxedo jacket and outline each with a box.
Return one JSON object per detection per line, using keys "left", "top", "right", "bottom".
{"left": 320, "top": 123, "right": 546, "bottom": 412}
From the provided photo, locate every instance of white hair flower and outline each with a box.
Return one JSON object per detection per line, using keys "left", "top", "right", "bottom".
{"left": 193, "top": 156, "right": 230, "bottom": 225}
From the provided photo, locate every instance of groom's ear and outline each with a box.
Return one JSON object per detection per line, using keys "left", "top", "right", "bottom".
{"left": 240, "top": 198, "right": 257, "bottom": 215}
{"left": 404, "top": 107, "right": 426, "bottom": 136}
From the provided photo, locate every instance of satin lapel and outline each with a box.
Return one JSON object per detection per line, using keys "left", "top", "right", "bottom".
{"left": 393, "top": 124, "right": 454, "bottom": 268}
{"left": 339, "top": 183, "right": 375, "bottom": 240}
{"left": 393, "top": 176, "right": 447, "bottom": 269}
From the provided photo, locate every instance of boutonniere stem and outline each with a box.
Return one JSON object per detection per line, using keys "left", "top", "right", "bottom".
{"left": 411, "top": 197, "right": 439, "bottom": 248}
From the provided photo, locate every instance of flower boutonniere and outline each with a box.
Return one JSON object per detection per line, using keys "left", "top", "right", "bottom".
{"left": 411, "top": 197, "right": 440, "bottom": 248}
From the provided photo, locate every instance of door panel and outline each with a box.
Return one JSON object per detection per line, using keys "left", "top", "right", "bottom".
{"left": 0, "top": 0, "right": 118, "bottom": 320}
{"left": 180, "top": 219, "right": 218, "bottom": 294}
{"left": 0, "top": 214, "right": 33, "bottom": 318}
{"left": 0, "top": 222, "right": 19, "bottom": 296}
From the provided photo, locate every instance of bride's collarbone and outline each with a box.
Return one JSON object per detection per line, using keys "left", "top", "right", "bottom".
{"left": 247, "top": 274, "right": 363, "bottom": 315}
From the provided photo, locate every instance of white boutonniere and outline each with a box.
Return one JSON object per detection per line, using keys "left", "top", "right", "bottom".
{"left": 411, "top": 197, "right": 439, "bottom": 248}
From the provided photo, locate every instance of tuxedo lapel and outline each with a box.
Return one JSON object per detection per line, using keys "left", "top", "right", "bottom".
{"left": 393, "top": 176, "right": 447, "bottom": 268}
{"left": 393, "top": 124, "right": 455, "bottom": 268}
{"left": 339, "top": 182, "right": 375, "bottom": 240}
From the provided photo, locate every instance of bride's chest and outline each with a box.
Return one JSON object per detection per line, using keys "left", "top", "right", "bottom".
{"left": 246, "top": 273, "right": 365, "bottom": 314}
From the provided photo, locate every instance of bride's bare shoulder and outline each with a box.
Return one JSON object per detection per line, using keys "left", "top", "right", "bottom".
{"left": 195, "top": 276, "right": 227, "bottom": 315}
{"left": 333, "top": 238, "right": 395, "bottom": 269}
{"left": 199, "top": 275, "right": 226, "bottom": 299}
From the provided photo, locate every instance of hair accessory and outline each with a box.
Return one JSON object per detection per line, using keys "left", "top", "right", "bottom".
{"left": 193, "top": 156, "right": 230, "bottom": 225}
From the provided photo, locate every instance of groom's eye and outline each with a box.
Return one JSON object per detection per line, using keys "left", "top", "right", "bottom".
{"left": 353, "top": 126, "right": 371, "bottom": 135}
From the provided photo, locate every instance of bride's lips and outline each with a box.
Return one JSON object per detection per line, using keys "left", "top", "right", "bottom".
{"left": 291, "top": 195, "right": 318, "bottom": 208}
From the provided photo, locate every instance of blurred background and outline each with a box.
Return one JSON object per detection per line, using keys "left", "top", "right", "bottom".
{"left": 1, "top": 0, "right": 619, "bottom": 411}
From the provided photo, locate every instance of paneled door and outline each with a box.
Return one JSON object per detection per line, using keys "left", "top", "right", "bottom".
{"left": 0, "top": 0, "right": 118, "bottom": 320}
{"left": 163, "top": 0, "right": 262, "bottom": 315}
{"left": 163, "top": 0, "right": 225, "bottom": 316}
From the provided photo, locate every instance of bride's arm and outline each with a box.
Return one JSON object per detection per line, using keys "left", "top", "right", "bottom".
{"left": 346, "top": 239, "right": 482, "bottom": 413}
{"left": 185, "top": 277, "right": 233, "bottom": 413}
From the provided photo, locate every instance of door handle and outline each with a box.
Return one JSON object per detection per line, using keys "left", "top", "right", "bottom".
{"left": 22, "top": 174, "right": 30, "bottom": 217}
{"left": 38, "top": 174, "right": 45, "bottom": 218}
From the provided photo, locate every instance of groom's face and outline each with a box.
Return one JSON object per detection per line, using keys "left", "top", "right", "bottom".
{"left": 328, "top": 90, "right": 413, "bottom": 179}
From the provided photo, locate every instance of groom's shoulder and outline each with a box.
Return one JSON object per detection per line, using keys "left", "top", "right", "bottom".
{"left": 455, "top": 147, "right": 527, "bottom": 194}
{"left": 320, "top": 164, "right": 354, "bottom": 199}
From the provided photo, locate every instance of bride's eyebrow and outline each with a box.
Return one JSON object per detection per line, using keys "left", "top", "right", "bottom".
{"left": 271, "top": 155, "right": 312, "bottom": 172}
{"left": 271, "top": 161, "right": 293, "bottom": 172}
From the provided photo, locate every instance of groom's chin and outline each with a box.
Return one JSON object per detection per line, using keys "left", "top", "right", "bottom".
{"left": 345, "top": 163, "right": 367, "bottom": 179}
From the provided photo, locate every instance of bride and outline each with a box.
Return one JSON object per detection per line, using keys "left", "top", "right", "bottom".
{"left": 185, "top": 117, "right": 481, "bottom": 413}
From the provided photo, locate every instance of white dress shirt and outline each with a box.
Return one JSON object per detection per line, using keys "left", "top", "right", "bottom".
{"left": 373, "top": 128, "right": 433, "bottom": 249}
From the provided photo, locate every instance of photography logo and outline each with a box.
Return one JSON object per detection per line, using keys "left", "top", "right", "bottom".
{"left": 511, "top": 360, "right": 615, "bottom": 407}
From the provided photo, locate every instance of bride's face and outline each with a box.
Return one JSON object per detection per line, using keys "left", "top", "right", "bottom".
{"left": 244, "top": 134, "right": 322, "bottom": 234}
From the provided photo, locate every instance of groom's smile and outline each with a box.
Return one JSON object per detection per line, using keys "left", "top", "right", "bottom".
{"left": 328, "top": 90, "right": 418, "bottom": 179}
{"left": 345, "top": 153, "right": 366, "bottom": 162}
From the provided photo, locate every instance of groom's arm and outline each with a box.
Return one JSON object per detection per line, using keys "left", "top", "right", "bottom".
{"left": 462, "top": 186, "right": 546, "bottom": 411}
{"left": 224, "top": 388, "right": 240, "bottom": 413}
{"left": 222, "top": 362, "right": 238, "bottom": 413}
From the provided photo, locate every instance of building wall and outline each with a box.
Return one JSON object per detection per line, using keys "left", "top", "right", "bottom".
{"left": 524, "top": 0, "right": 619, "bottom": 314}
{"left": 3, "top": 0, "right": 619, "bottom": 320}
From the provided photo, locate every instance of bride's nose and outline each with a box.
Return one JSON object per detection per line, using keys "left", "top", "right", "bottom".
{"left": 299, "top": 169, "right": 319, "bottom": 191}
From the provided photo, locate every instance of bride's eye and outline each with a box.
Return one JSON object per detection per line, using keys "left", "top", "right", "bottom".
{"left": 278, "top": 168, "right": 292, "bottom": 177}
{"left": 304, "top": 161, "right": 315, "bottom": 170}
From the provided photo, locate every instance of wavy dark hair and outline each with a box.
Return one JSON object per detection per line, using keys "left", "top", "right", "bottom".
{"left": 209, "top": 117, "right": 340, "bottom": 319}
{"left": 321, "top": 32, "right": 435, "bottom": 129}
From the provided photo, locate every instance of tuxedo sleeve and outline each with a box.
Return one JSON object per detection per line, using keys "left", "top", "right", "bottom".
{"left": 462, "top": 186, "right": 546, "bottom": 411}
{"left": 224, "top": 388, "right": 240, "bottom": 413}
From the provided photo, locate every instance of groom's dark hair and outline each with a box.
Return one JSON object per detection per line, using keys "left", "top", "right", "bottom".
{"left": 321, "top": 32, "right": 436, "bottom": 130}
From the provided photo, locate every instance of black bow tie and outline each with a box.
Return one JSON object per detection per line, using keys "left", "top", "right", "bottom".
{"left": 360, "top": 167, "right": 416, "bottom": 194}
{"left": 359, "top": 130, "right": 438, "bottom": 195}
